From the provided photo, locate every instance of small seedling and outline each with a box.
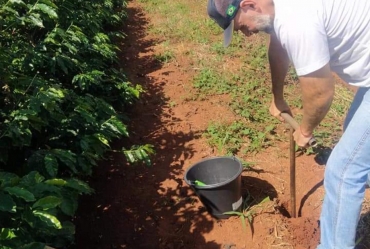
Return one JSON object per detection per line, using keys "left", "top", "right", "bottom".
{"left": 224, "top": 193, "right": 270, "bottom": 235}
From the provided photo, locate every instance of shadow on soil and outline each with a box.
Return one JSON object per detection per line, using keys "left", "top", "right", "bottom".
{"left": 72, "top": 2, "right": 223, "bottom": 249}
{"left": 241, "top": 175, "right": 278, "bottom": 202}
{"left": 298, "top": 179, "right": 323, "bottom": 217}
{"left": 357, "top": 210, "right": 370, "bottom": 249}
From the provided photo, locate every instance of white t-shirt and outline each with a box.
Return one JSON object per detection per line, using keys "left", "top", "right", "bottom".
{"left": 273, "top": 0, "right": 370, "bottom": 87}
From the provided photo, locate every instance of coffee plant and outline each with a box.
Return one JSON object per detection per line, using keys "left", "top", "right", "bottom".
{"left": 0, "top": 0, "right": 153, "bottom": 248}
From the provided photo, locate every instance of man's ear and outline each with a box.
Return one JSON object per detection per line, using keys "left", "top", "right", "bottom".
{"left": 240, "top": 0, "right": 260, "bottom": 12}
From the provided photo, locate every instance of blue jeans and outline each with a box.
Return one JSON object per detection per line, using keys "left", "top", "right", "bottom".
{"left": 317, "top": 87, "right": 370, "bottom": 249}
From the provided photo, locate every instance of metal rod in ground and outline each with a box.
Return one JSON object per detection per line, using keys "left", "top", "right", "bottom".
{"left": 289, "top": 126, "right": 296, "bottom": 218}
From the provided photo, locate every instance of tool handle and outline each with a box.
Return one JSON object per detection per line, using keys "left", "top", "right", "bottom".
{"left": 280, "top": 113, "right": 317, "bottom": 147}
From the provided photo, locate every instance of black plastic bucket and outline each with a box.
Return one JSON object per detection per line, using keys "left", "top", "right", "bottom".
{"left": 184, "top": 156, "right": 243, "bottom": 219}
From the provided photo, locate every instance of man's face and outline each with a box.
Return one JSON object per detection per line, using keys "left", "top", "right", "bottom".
{"left": 233, "top": 10, "right": 273, "bottom": 36}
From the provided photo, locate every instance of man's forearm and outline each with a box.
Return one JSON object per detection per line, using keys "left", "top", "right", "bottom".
{"left": 268, "top": 33, "right": 290, "bottom": 99}
{"left": 299, "top": 63, "right": 335, "bottom": 135}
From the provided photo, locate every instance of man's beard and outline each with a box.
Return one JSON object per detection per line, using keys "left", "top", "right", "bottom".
{"left": 254, "top": 15, "right": 273, "bottom": 33}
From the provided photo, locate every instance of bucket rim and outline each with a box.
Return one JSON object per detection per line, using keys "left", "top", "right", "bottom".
{"left": 184, "top": 156, "right": 243, "bottom": 189}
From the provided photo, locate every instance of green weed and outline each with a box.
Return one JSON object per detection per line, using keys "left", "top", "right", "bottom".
{"left": 192, "top": 68, "right": 234, "bottom": 95}
{"left": 224, "top": 194, "right": 270, "bottom": 234}
{"left": 204, "top": 121, "right": 245, "bottom": 155}
{"left": 204, "top": 120, "right": 275, "bottom": 155}
{"left": 155, "top": 50, "right": 175, "bottom": 64}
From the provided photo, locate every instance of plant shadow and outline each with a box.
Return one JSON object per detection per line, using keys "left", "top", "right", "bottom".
{"left": 72, "top": 2, "right": 222, "bottom": 249}
{"left": 296, "top": 144, "right": 332, "bottom": 166}
{"left": 239, "top": 175, "right": 279, "bottom": 236}
{"left": 312, "top": 145, "right": 332, "bottom": 166}
{"left": 356, "top": 210, "right": 370, "bottom": 249}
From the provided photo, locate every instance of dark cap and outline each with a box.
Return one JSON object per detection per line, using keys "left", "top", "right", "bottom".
{"left": 207, "top": 0, "right": 242, "bottom": 47}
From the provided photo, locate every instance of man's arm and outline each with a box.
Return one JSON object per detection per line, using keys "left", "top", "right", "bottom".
{"left": 268, "top": 33, "right": 291, "bottom": 118}
{"left": 298, "top": 63, "right": 334, "bottom": 142}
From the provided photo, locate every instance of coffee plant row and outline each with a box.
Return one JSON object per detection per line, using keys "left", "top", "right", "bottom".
{"left": 0, "top": 0, "right": 153, "bottom": 248}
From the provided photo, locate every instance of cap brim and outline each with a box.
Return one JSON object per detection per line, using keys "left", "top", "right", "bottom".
{"left": 223, "top": 20, "right": 234, "bottom": 47}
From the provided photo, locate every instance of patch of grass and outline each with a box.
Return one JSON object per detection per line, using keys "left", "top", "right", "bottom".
{"left": 203, "top": 120, "right": 276, "bottom": 155}
{"left": 192, "top": 68, "right": 234, "bottom": 95}
{"left": 242, "top": 41, "right": 269, "bottom": 70}
{"left": 138, "top": 0, "right": 217, "bottom": 43}
{"left": 213, "top": 32, "right": 248, "bottom": 55}
{"left": 203, "top": 121, "right": 246, "bottom": 155}
{"left": 155, "top": 50, "right": 175, "bottom": 64}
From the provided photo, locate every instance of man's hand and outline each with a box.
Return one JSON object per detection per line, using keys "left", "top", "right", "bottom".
{"left": 269, "top": 98, "right": 291, "bottom": 122}
{"left": 293, "top": 126, "right": 313, "bottom": 147}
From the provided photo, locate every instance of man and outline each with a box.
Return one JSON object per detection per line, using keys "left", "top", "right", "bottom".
{"left": 207, "top": 0, "right": 370, "bottom": 248}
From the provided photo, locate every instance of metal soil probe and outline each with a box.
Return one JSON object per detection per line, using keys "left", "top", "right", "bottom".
{"left": 280, "top": 113, "right": 317, "bottom": 218}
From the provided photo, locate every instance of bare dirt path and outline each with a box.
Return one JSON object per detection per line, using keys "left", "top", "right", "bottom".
{"left": 73, "top": 1, "right": 370, "bottom": 249}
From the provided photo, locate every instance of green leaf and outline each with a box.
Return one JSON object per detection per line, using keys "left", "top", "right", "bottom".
{"left": 32, "top": 182, "right": 62, "bottom": 196}
{"left": 59, "top": 221, "right": 75, "bottom": 236}
{"left": 20, "top": 171, "right": 45, "bottom": 187}
{"left": 223, "top": 211, "right": 248, "bottom": 231}
{"left": 240, "top": 216, "right": 248, "bottom": 232}
{"left": 60, "top": 199, "right": 77, "bottom": 216}
{"left": 2, "top": 6, "right": 19, "bottom": 15}
{"left": 48, "top": 87, "right": 65, "bottom": 98}
{"left": 33, "top": 210, "right": 62, "bottom": 229}
{"left": 124, "top": 150, "right": 135, "bottom": 163}
{"left": 0, "top": 193, "right": 16, "bottom": 213}
{"left": 44, "top": 154, "right": 58, "bottom": 177}
{"left": 9, "top": 0, "right": 26, "bottom": 4}
{"left": 56, "top": 56, "right": 68, "bottom": 74}
{"left": 4, "top": 187, "right": 35, "bottom": 202}
{"left": 142, "top": 144, "right": 155, "bottom": 154}
{"left": 140, "top": 149, "right": 151, "bottom": 166}
{"left": 28, "top": 13, "right": 44, "bottom": 28}
{"left": 0, "top": 228, "right": 17, "bottom": 240}
{"left": 110, "top": 118, "right": 129, "bottom": 136}
{"left": 39, "top": 0, "right": 57, "bottom": 9}
{"left": 101, "top": 122, "right": 120, "bottom": 136}
{"left": 44, "top": 179, "right": 67, "bottom": 186}
{"left": 9, "top": 0, "right": 27, "bottom": 6}
{"left": 32, "top": 196, "right": 62, "bottom": 210}
{"left": 64, "top": 42, "right": 78, "bottom": 54}
{"left": 0, "top": 172, "right": 20, "bottom": 188}
{"left": 134, "top": 149, "right": 143, "bottom": 160}
{"left": 259, "top": 196, "right": 270, "bottom": 204}
{"left": 65, "top": 179, "right": 93, "bottom": 194}
{"left": 75, "top": 106, "right": 95, "bottom": 123}
{"left": 223, "top": 211, "right": 243, "bottom": 216}
{"left": 94, "top": 133, "right": 110, "bottom": 147}
{"left": 60, "top": 193, "right": 78, "bottom": 216}
{"left": 34, "top": 3, "right": 57, "bottom": 19}
{"left": 52, "top": 149, "right": 77, "bottom": 173}
{"left": 80, "top": 137, "right": 90, "bottom": 151}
